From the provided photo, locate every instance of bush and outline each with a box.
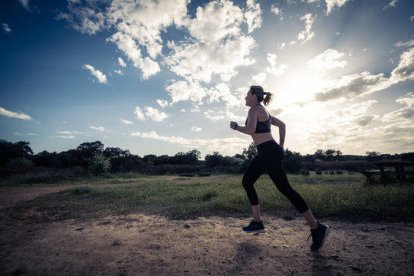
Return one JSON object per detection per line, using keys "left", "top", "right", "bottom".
{"left": 89, "top": 154, "right": 110, "bottom": 176}
{"left": 7, "top": 158, "right": 33, "bottom": 169}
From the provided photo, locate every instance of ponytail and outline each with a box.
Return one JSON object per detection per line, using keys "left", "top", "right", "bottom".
{"left": 263, "top": 92, "right": 272, "bottom": 106}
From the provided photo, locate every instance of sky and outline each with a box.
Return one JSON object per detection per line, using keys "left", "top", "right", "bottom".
{"left": 0, "top": 0, "right": 413, "bottom": 158}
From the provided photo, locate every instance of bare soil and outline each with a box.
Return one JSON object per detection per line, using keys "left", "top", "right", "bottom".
{"left": 0, "top": 184, "right": 413, "bottom": 276}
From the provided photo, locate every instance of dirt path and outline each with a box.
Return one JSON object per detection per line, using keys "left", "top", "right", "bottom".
{"left": 0, "top": 185, "right": 413, "bottom": 275}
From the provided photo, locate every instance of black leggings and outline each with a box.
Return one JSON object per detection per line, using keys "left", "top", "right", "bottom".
{"left": 242, "top": 140, "right": 309, "bottom": 213}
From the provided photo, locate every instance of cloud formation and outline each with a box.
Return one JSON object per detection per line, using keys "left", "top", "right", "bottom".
{"left": 325, "top": 0, "right": 350, "bottom": 15}
{"left": 134, "top": 106, "right": 169, "bottom": 122}
{"left": 315, "top": 47, "right": 414, "bottom": 101}
{"left": 82, "top": 64, "right": 108, "bottom": 84}
{"left": 0, "top": 107, "right": 32, "bottom": 120}
{"left": 120, "top": 119, "right": 133, "bottom": 125}
{"left": 297, "top": 13, "right": 315, "bottom": 44}
{"left": 308, "top": 49, "right": 347, "bottom": 72}
{"left": 130, "top": 130, "right": 248, "bottom": 155}
{"left": 90, "top": 126, "right": 110, "bottom": 132}
{"left": 2, "top": 23, "right": 11, "bottom": 33}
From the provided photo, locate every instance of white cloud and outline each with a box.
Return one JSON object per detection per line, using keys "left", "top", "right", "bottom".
{"left": 14, "top": 132, "right": 36, "bottom": 136}
{"left": 156, "top": 99, "right": 169, "bottom": 108}
{"left": 19, "top": 0, "right": 37, "bottom": 13}
{"left": 2, "top": 23, "right": 11, "bottom": 33}
{"left": 165, "top": 0, "right": 257, "bottom": 85}
{"left": 54, "top": 130, "right": 83, "bottom": 139}
{"left": 278, "top": 43, "right": 286, "bottom": 50}
{"left": 184, "top": 0, "right": 244, "bottom": 44}
{"left": 384, "top": 0, "right": 399, "bottom": 9}
{"left": 114, "top": 69, "right": 123, "bottom": 75}
{"left": 252, "top": 72, "right": 266, "bottom": 84}
{"left": 390, "top": 47, "right": 414, "bottom": 83}
{"left": 0, "top": 107, "right": 32, "bottom": 120}
{"left": 297, "top": 14, "right": 315, "bottom": 44}
{"left": 109, "top": 32, "right": 160, "bottom": 80}
{"left": 120, "top": 119, "right": 133, "bottom": 125}
{"left": 90, "top": 126, "right": 110, "bottom": 132}
{"left": 325, "top": 0, "right": 350, "bottom": 15}
{"left": 166, "top": 35, "right": 256, "bottom": 83}
{"left": 245, "top": 0, "right": 262, "bottom": 33}
{"left": 82, "top": 64, "right": 108, "bottom": 84}
{"left": 207, "top": 83, "right": 240, "bottom": 107}
{"left": 144, "top": 107, "right": 169, "bottom": 122}
{"left": 271, "top": 4, "right": 282, "bottom": 17}
{"left": 105, "top": 0, "right": 188, "bottom": 79}
{"left": 382, "top": 92, "right": 414, "bottom": 122}
{"left": 315, "top": 47, "right": 414, "bottom": 102}
{"left": 118, "top": 57, "right": 126, "bottom": 67}
{"left": 395, "top": 39, "right": 414, "bottom": 48}
{"left": 166, "top": 80, "right": 207, "bottom": 104}
{"left": 314, "top": 72, "right": 388, "bottom": 101}
{"left": 134, "top": 107, "right": 145, "bottom": 121}
{"left": 133, "top": 106, "right": 169, "bottom": 122}
{"left": 55, "top": 135, "right": 76, "bottom": 139}
{"left": 130, "top": 130, "right": 249, "bottom": 156}
{"left": 57, "top": 3, "right": 106, "bottom": 35}
{"left": 410, "top": 16, "right": 414, "bottom": 22}
{"left": 265, "top": 53, "right": 288, "bottom": 77}
{"left": 57, "top": 130, "right": 84, "bottom": 135}
{"left": 308, "top": 49, "right": 347, "bottom": 72}
{"left": 204, "top": 110, "right": 225, "bottom": 121}
{"left": 60, "top": 0, "right": 188, "bottom": 80}
{"left": 191, "top": 126, "right": 202, "bottom": 132}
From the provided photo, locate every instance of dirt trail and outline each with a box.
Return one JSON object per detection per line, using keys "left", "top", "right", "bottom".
{"left": 0, "top": 185, "right": 413, "bottom": 276}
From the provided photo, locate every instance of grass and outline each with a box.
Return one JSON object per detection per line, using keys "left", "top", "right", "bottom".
{"left": 7, "top": 174, "right": 414, "bottom": 222}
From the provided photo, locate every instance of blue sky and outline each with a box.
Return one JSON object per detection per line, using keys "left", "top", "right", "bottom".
{"left": 1, "top": 0, "right": 413, "bottom": 158}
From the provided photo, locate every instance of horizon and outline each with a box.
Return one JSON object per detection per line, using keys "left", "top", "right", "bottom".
{"left": 1, "top": 0, "right": 413, "bottom": 158}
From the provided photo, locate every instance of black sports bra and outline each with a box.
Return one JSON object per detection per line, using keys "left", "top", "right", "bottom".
{"left": 245, "top": 116, "right": 271, "bottom": 133}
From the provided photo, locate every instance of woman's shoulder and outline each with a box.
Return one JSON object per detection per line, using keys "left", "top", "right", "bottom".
{"left": 250, "top": 105, "right": 269, "bottom": 114}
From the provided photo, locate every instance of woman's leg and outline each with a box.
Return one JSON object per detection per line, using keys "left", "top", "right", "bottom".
{"left": 267, "top": 160, "right": 318, "bottom": 229}
{"left": 242, "top": 156, "right": 265, "bottom": 221}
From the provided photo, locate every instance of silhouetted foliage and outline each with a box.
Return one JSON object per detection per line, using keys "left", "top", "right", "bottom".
{"left": 1, "top": 139, "right": 413, "bottom": 177}
{"left": 283, "top": 149, "right": 302, "bottom": 174}
{"left": 0, "top": 140, "right": 33, "bottom": 167}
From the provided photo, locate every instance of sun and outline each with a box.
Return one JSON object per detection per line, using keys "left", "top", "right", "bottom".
{"left": 273, "top": 68, "right": 327, "bottom": 107}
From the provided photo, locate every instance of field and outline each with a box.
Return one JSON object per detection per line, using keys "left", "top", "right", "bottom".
{"left": 1, "top": 174, "right": 413, "bottom": 275}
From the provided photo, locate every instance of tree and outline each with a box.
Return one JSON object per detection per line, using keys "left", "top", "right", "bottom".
{"left": 76, "top": 141, "right": 105, "bottom": 168}
{"left": 205, "top": 152, "right": 223, "bottom": 167}
{"left": 242, "top": 142, "right": 257, "bottom": 161}
{"left": 366, "top": 151, "right": 381, "bottom": 162}
{"left": 0, "top": 140, "right": 33, "bottom": 167}
{"left": 89, "top": 153, "right": 110, "bottom": 176}
{"left": 103, "top": 147, "right": 131, "bottom": 159}
{"left": 283, "top": 149, "right": 302, "bottom": 173}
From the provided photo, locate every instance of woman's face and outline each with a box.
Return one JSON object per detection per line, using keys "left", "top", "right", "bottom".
{"left": 245, "top": 90, "right": 257, "bottom": 107}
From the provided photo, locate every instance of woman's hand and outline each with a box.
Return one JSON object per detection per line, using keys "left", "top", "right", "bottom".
{"left": 230, "top": 121, "right": 238, "bottom": 130}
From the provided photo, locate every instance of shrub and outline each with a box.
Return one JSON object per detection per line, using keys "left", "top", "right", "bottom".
{"left": 89, "top": 153, "right": 110, "bottom": 176}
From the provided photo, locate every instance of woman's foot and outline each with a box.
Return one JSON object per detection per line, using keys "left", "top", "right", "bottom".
{"left": 242, "top": 220, "right": 265, "bottom": 233}
{"left": 309, "top": 222, "right": 330, "bottom": 251}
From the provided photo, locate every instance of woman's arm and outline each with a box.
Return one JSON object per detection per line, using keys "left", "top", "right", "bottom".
{"left": 230, "top": 108, "right": 257, "bottom": 135}
{"left": 271, "top": 116, "right": 286, "bottom": 148}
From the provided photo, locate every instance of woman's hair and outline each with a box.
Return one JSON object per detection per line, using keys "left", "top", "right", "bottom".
{"left": 250, "top": 85, "right": 272, "bottom": 106}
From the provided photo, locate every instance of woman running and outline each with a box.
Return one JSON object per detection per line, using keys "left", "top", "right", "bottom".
{"left": 230, "top": 85, "right": 330, "bottom": 252}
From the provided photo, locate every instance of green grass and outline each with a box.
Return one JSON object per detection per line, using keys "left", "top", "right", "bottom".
{"left": 9, "top": 174, "right": 414, "bottom": 222}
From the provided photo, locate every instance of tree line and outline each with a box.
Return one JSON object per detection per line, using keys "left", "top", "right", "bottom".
{"left": 0, "top": 139, "right": 413, "bottom": 176}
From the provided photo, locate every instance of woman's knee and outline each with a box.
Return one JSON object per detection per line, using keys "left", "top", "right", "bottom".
{"left": 242, "top": 175, "right": 253, "bottom": 189}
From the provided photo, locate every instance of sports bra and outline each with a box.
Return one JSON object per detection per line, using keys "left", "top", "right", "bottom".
{"left": 245, "top": 116, "right": 271, "bottom": 133}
